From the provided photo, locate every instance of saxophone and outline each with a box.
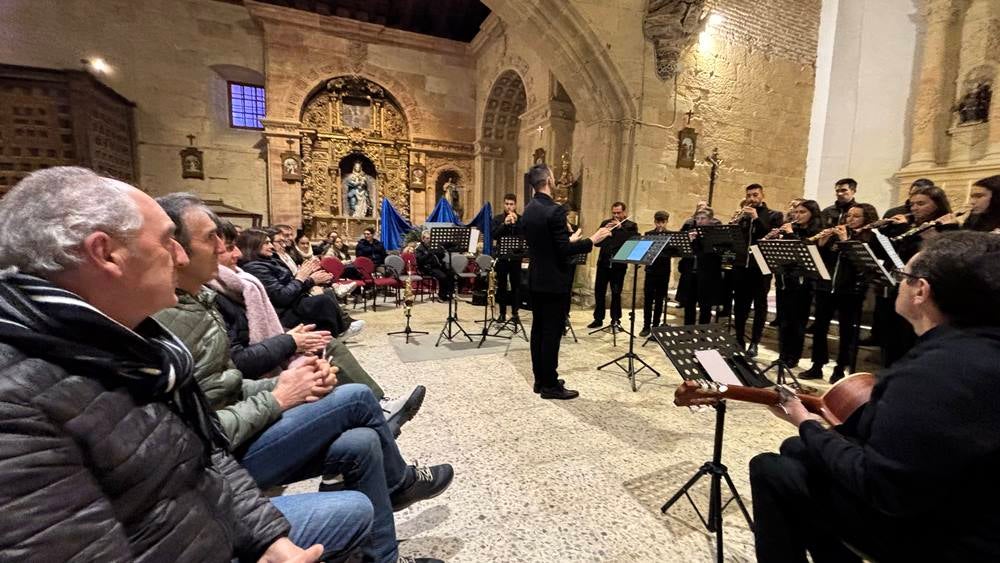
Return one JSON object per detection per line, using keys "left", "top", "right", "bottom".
{"left": 403, "top": 274, "right": 415, "bottom": 317}
{"left": 487, "top": 261, "right": 497, "bottom": 309}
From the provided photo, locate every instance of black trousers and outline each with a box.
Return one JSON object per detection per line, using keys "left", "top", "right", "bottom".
{"left": 529, "top": 291, "right": 572, "bottom": 389}
{"left": 642, "top": 268, "right": 670, "bottom": 329}
{"left": 593, "top": 262, "right": 627, "bottom": 322}
{"left": 683, "top": 264, "right": 721, "bottom": 325}
{"left": 777, "top": 279, "right": 813, "bottom": 365}
{"left": 810, "top": 291, "right": 864, "bottom": 369}
{"left": 874, "top": 289, "right": 915, "bottom": 368}
{"left": 750, "top": 438, "right": 914, "bottom": 563}
{"left": 282, "top": 291, "right": 350, "bottom": 336}
{"left": 733, "top": 266, "right": 772, "bottom": 345}
{"left": 426, "top": 268, "right": 454, "bottom": 300}
{"left": 495, "top": 258, "right": 521, "bottom": 317}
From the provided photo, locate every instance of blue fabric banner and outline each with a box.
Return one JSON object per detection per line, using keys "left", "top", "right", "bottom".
{"left": 424, "top": 198, "right": 493, "bottom": 255}
{"left": 379, "top": 198, "right": 415, "bottom": 251}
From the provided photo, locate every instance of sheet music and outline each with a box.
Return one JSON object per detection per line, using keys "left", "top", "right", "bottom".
{"left": 749, "top": 245, "right": 771, "bottom": 275}
{"left": 468, "top": 228, "right": 480, "bottom": 253}
{"left": 806, "top": 245, "right": 832, "bottom": 280}
{"left": 873, "top": 230, "right": 905, "bottom": 270}
{"left": 695, "top": 349, "right": 743, "bottom": 387}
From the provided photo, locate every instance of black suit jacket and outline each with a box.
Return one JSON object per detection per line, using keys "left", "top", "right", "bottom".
{"left": 491, "top": 211, "right": 522, "bottom": 256}
{"left": 522, "top": 192, "right": 593, "bottom": 294}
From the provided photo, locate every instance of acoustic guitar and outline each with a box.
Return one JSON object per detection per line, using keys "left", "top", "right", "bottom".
{"left": 673, "top": 372, "right": 876, "bottom": 426}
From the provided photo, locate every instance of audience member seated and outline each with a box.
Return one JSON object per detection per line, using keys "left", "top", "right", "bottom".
{"left": 324, "top": 235, "right": 353, "bottom": 261}
{"left": 315, "top": 230, "right": 339, "bottom": 257}
{"left": 210, "top": 220, "right": 424, "bottom": 436}
{"left": 291, "top": 233, "right": 315, "bottom": 265}
{"left": 238, "top": 228, "right": 363, "bottom": 338}
{"left": 0, "top": 167, "right": 371, "bottom": 562}
{"left": 271, "top": 224, "right": 301, "bottom": 273}
{"left": 153, "top": 193, "right": 453, "bottom": 563}
{"left": 356, "top": 227, "right": 387, "bottom": 266}
{"left": 415, "top": 230, "right": 454, "bottom": 301}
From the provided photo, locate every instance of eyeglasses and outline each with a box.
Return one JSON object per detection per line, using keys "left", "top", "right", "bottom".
{"left": 890, "top": 269, "right": 922, "bottom": 284}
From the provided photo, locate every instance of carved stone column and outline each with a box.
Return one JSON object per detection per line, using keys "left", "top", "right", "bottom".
{"left": 904, "top": 0, "right": 963, "bottom": 169}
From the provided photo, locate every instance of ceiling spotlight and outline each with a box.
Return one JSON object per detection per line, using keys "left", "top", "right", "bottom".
{"left": 708, "top": 13, "right": 724, "bottom": 26}
{"left": 82, "top": 57, "right": 111, "bottom": 75}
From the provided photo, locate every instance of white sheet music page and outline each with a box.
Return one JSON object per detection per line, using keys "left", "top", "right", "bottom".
{"left": 695, "top": 349, "right": 743, "bottom": 387}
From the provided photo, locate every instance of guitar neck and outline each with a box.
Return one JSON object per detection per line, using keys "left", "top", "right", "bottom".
{"left": 717, "top": 385, "right": 825, "bottom": 413}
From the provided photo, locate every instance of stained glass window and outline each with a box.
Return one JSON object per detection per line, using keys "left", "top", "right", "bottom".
{"left": 228, "top": 82, "right": 265, "bottom": 130}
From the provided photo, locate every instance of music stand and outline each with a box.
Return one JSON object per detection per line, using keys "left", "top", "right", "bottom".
{"left": 649, "top": 323, "right": 760, "bottom": 563}
{"left": 752, "top": 239, "right": 831, "bottom": 385}
{"left": 431, "top": 226, "right": 474, "bottom": 346}
{"left": 596, "top": 237, "right": 668, "bottom": 391}
{"left": 696, "top": 224, "right": 747, "bottom": 269}
{"left": 640, "top": 231, "right": 692, "bottom": 348}
{"left": 488, "top": 236, "right": 529, "bottom": 342}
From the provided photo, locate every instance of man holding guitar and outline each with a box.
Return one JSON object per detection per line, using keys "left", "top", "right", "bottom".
{"left": 686, "top": 231, "right": 1000, "bottom": 561}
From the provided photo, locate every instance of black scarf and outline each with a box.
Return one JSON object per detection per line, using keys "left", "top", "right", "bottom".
{"left": 0, "top": 272, "right": 229, "bottom": 462}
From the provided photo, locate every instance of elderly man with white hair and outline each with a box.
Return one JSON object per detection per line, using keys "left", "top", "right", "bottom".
{"left": 0, "top": 167, "right": 371, "bottom": 562}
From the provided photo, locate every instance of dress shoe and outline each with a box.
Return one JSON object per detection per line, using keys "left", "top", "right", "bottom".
{"left": 539, "top": 385, "right": 579, "bottom": 400}
{"left": 533, "top": 379, "right": 565, "bottom": 393}
{"left": 390, "top": 463, "right": 454, "bottom": 512}
{"left": 829, "top": 365, "right": 846, "bottom": 384}
{"left": 587, "top": 320, "right": 603, "bottom": 329}
{"left": 746, "top": 343, "right": 759, "bottom": 358}
{"left": 639, "top": 327, "right": 651, "bottom": 337}
{"left": 798, "top": 364, "right": 825, "bottom": 380}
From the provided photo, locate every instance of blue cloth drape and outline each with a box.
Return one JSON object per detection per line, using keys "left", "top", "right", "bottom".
{"left": 424, "top": 198, "right": 493, "bottom": 255}
{"left": 379, "top": 198, "right": 414, "bottom": 251}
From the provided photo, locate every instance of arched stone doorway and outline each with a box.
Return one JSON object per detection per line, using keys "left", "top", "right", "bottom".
{"left": 477, "top": 70, "right": 527, "bottom": 208}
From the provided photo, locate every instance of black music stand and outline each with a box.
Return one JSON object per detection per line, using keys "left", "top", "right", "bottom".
{"left": 640, "top": 231, "right": 693, "bottom": 348}
{"left": 596, "top": 237, "right": 668, "bottom": 391}
{"left": 649, "top": 323, "right": 760, "bottom": 563}
{"left": 696, "top": 224, "right": 748, "bottom": 270}
{"left": 431, "top": 226, "right": 474, "bottom": 346}
{"left": 836, "top": 240, "right": 896, "bottom": 371}
{"left": 488, "top": 236, "right": 528, "bottom": 342}
{"left": 752, "top": 239, "right": 831, "bottom": 385}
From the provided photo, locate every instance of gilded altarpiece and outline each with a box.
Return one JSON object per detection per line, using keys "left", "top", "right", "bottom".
{"left": 297, "top": 76, "right": 412, "bottom": 238}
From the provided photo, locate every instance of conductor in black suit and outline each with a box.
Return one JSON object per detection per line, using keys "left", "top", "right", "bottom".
{"left": 522, "top": 164, "right": 612, "bottom": 400}
{"left": 588, "top": 201, "right": 639, "bottom": 329}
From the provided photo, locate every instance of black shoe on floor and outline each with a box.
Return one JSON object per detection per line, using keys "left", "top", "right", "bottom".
{"left": 390, "top": 464, "right": 454, "bottom": 512}
{"left": 533, "top": 379, "right": 565, "bottom": 393}
{"left": 639, "top": 327, "right": 651, "bottom": 337}
{"left": 539, "top": 385, "right": 579, "bottom": 400}
{"left": 587, "top": 320, "right": 603, "bottom": 329}
{"left": 799, "top": 364, "right": 825, "bottom": 380}
{"left": 746, "top": 343, "right": 759, "bottom": 358}
{"left": 397, "top": 557, "right": 444, "bottom": 563}
{"left": 829, "top": 365, "right": 846, "bottom": 384}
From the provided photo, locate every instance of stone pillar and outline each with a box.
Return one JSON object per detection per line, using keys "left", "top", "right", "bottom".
{"left": 261, "top": 119, "right": 304, "bottom": 226}
{"left": 904, "top": 0, "right": 963, "bottom": 169}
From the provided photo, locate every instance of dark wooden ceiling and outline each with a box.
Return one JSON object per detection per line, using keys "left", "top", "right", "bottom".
{"left": 253, "top": 0, "right": 491, "bottom": 42}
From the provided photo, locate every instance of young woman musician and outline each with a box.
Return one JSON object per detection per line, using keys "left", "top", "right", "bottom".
{"left": 771, "top": 199, "right": 822, "bottom": 369}
{"left": 769, "top": 198, "right": 806, "bottom": 329}
{"left": 963, "top": 175, "right": 1000, "bottom": 233}
{"left": 800, "top": 203, "right": 879, "bottom": 382}
{"left": 876, "top": 185, "right": 953, "bottom": 366}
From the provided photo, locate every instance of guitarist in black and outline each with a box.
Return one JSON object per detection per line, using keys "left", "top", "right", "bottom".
{"left": 748, "top": 231, "right": 1000, "bottom": 562}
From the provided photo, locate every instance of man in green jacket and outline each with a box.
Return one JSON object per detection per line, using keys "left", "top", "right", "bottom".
{"left": 154, "top": 193, "right": 452, "bottom": 563}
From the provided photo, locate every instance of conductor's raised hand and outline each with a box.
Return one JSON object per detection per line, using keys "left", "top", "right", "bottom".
{"left": 590, "top": 226, "right": 613, "bottom": 244}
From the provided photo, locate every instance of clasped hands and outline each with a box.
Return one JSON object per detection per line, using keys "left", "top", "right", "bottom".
{"left": 272, "top": 354, "right": 339, "bottom": 411}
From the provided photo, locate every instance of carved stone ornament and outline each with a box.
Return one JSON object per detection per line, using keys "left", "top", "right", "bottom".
{"left": 180, "top": 134, "right": 204, "bottom": 180}
{"left": 643, "top": 0, "right": 707, "bottom": 80}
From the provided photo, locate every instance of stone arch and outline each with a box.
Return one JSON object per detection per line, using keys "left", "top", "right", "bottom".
{"left": 273, "top": 62, "right": 424, "bottom": 134}
{"left": 482, "top": 70, "right": 527, "bottom": 144}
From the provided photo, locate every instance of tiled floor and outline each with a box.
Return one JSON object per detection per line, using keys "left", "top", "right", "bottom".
{"left": 284, "top": 299, "right": 853, "bottom": 562}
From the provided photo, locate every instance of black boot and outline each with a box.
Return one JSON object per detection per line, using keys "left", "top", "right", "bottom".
{"left": 799, "top": 363, "right": 825, "bottom": 380}
{"left": 830, "top": 365, "right": 846, "bottom": 384}
{"left": 746, "top": 342, "right": 758, "bottom": 358}
{"left": 533, "top": 379, "right": 565, "bottom": 393}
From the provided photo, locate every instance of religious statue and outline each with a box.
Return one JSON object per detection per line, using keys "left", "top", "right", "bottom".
{"left": 955, "top": 81, "right": 992, "bottom": 125}
{"left": 553, "top": 153, "right": 575, "bottom": 206}
{"left": 343, "top": 160, "right": 374, "bottom": 218}
{"left": 442, "top": 174, "right": 464, "bottom": 218}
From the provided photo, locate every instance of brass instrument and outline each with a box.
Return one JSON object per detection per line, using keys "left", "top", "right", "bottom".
{"left": 890, "top": 209, "right": 970, "bottom": 242}
{"left": 729, "top": 199, "right": 750, "bottom": 223}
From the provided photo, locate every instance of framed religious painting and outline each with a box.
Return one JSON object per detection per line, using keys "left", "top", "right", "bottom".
{"left": 180, "top": 146, "right": 204, "bottom": 179}
{"left": 676, "top": 127, "right": 697, "bottom": 169}
{"left": 280, "top": 151, "right": 302, "bottom": 182}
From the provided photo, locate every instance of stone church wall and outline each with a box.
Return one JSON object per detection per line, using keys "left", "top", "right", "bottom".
{"left": 2, "top": 0, "right": 269, "bottom": 214}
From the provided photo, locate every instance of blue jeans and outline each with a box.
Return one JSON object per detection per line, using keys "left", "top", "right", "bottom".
{"left": 271, "top": 491, "right": 373, "bottom": 562}
{"left": 239, "top": 384, "right": 409, "bottom": 563}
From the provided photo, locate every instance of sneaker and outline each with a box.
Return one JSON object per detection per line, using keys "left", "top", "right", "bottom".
{"left": 799, "top": 364, "right": 824, "bottom": 380}
{"left": 829, "top": 365, "right": 846, "bottom": 384}
{"left": 381, "top": 385, "right": 426, "bottom": 438}
{"left": 391, "top": 463, "right": 454, "bottom": 512}
{"left": 587, "top": 320, "right": 603, "bottom": 329}
{"left": 343, "top": 319, "right": 365, "bottom": 339}
{"left": 334, "top": 281, "right": 358, "bottom": 299}
{"left": 639, "top": 327, "right": 651, "bottom": 337}
{"left": 398, "top": 557, "right": 443, "bottom": 563}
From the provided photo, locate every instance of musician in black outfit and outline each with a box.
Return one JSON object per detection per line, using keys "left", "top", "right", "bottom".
{"left": 819, "top": 178, "right": 858, "bottom": 227}
{"left": 731, "top": 184, "right": 785, "bottom": 357}
{"left": 800, "top": 203, "right": 879, "bottom": 383}
{"left": 682, "top": 208, "right": 723, "bottom": 325}
{"left": 748, "top": 231, "right": 1000, "bottom": 563}
{"left": 587, "top": 201, "right": 638, "bottom": 329}
{"left": 639, "top": 210, "right": 671, "bottom": 337}
{"left": 522, "top": 164, "right": 611, "bottom": 400}
{"left": 771, "top": 199, "right": 823, "bottom": 368}
{"left": 491, "top": 193, "right": 523, "bottom": 321}
{"left": 414, "top": 230, "right": 454, "bottom": 301}
{"left": 963, "top": 175, "right": 1000, "bottom": 233}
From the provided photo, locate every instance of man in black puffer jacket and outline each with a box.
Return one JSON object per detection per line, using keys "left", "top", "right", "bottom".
{"left": 0, "top": 168, "right": 372, "bottom": 562}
